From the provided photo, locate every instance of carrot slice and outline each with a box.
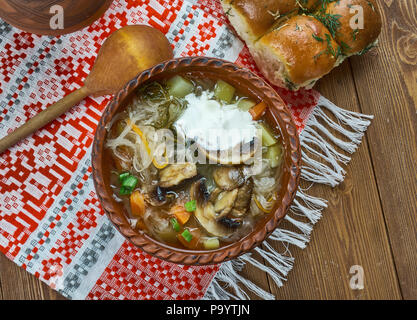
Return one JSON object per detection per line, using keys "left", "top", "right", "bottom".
{"left": 249, "top": 101, "right": 267, "bottom": 120}
{"left": 177, "top": 228, "right": 201, "bottom": 249}
{"left": 170, "top": 204, "right": 192, "bottom": 225}
{"left": 130, "top": 191, "right": 146, "bottom": 218}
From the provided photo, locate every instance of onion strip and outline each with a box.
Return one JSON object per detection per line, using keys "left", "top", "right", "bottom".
{"left": 127, "top": 119, "right": 169, "bottom": 169}
{"left": 254, "top": 196, "right": 274, "bottom": 214}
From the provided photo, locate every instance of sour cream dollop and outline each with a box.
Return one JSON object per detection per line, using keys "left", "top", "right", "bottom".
{"left": 174, "top": 91, "right": 257, "bottom": 151}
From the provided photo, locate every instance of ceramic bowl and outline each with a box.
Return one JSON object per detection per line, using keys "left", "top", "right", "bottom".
{"left": 92, "top": 56, "right": 301, "bottom": 265}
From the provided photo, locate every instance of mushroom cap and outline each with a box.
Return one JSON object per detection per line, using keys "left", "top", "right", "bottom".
{"left": 159, "top": 163, "right": 197, "bottom": 188}
{"left": 190, "top": 179, "right": 234, "bottom": 238}
{"left": 197, "top": 137, "right": 260, "bottom": 165}
{"left": 213, "top": 166, "right": 245, "bottom": 191}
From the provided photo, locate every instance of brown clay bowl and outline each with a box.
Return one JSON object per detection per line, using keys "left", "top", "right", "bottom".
{"left": 0, "top": 0, "right": 113, "bottom": 36}
{"left": 92, "top": 57, "right": 301, "bottom": 265}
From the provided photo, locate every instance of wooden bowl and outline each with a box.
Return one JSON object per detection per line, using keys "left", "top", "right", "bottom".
{"left": 0, "top": 0, "right": 113, "bottom": 35}
{"left": 92, "top": 57, "right": 301, "bottom": 265}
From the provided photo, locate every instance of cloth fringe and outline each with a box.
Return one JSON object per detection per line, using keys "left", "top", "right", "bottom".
{"left": 203, "top": 97, "right": 373, "bottom": 300}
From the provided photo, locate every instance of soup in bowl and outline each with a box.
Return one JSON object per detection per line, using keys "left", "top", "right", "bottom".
{"left": 92, "top": 57, "right": 301, "bottom": 265}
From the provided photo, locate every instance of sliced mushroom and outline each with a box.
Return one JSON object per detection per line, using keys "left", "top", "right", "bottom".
{"left": 159, "top": 163, "right": 197, "bottom": 188}
{"left": 231, "top": 178, "right": 253, "bottom": 217}
{"left": 198, "top": 137, "right": 260, "bottom": 165}
{"left": 213, "top": 166, "right": 244, "bottom": 191}
{"left": 214, "top": 189, "right": 238, "bottom": 219}
{"left": 112, "top": 146, "right": 133, "bottom": 172}
{"left": 219, "top": 217, "right": 242, "bottom": 229}
{"left": 145, "top": 186, "right": 168, "bottom": 207}
{"left": 209, "top": 187, "right": 222, "bottom": 202}
{"left": 190, "top": 179, "right": 233, "bottom": 238}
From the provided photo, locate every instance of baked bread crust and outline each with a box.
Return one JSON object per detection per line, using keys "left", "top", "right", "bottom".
{"left": 255, "top": 15, "right": 339, "bottom": 89}
{"left": 221, "top": 0, "right": 299, "bottom": 43}
{"left": 325, "top": 0, "right": 382, "bottom": 55}
{"left": 299, "top": 0, "right": 321, "bottom": 11}
{"left": 221, "top": 0, "right": 382, "bottom": 90}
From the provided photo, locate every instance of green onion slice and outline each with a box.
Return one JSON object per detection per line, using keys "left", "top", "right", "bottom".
{"left": 181, "top": 229, "right": 193, "bottom": 242}
{"left": 118, "top": 173, "right": 138, "bottom": 196}
{"left": 170, "top": 218, "right": 181, "bottom": 232}
{"left": 184, "top": 200, "right": 196, "bottom": 212}
{"left": 122, "top": 175, "right": 138, "bottom": 190}
{"left": 119, "top": 186, "right": 132, "bottom": 196}
{"left": 119, "top": 172, "right": 130, "bottom": 183}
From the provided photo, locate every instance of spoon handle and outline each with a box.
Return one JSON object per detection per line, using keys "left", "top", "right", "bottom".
{"left": 0, "top": 87, "right": 90, "bottom": 154}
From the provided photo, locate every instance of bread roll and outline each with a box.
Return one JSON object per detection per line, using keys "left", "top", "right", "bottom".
{"left": 298, "top": 0, "right": 321, "bottom": 11}
{"left": 324, "top": 0, "right": 382, "bottom": 55}
{"left": 252, "top": 15, "right": 340, "bottom": 90}
{"left": 220, "top": 1, "right": 325, "bottom": 44}
{"left": 220, "top": 0, "right": 299, "bottom": 44}
{"left": 221, "top": 0, "right": 382, "bottom": 90}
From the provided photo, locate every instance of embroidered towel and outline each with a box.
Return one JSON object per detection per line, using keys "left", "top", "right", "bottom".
{"left": 0, "top": 0, "right": 373, "bottom": 300}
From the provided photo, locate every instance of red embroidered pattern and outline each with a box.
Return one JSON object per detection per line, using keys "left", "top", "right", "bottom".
{"left": 0, "top": 0, "right": 318, "bottom": 299}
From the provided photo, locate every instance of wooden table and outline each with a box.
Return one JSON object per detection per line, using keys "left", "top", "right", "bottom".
{"left": 0, "top": 0, "right": 416, "bottom": 300}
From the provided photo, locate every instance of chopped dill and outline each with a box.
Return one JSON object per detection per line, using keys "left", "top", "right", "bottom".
{"left": 352, "top": 28, "right": 359, "bottom": 41}
{"left": 224, "top": 0, "right": 235, "bottom": 17}
{"left": 312, "top": 12, "right": 342, "bottom": 38}
{"left": 317, "top": 33, "right": 343, "bottom": 59}
{"left": 340, "top": 41, "right": 351, "bottom": 53}
{"left": 285, "top": 77, "right": 297, "bottom": 91}
{"left": 325, "top": 33, "right": 337, "bottom": 57}
{"left": 357, "top": 42, "right": 377, "bottom": 56}
{"left": 312, "top": 33, "right": 324, "bottom": 42}
{"left": 367, "top": 0, "right": 376, "bottom": 11}
{"left": 320, "top": 0, "right": 340, "bottom": 11}
{"left": 313, "top": 50, "right": 326, "bottom": 62}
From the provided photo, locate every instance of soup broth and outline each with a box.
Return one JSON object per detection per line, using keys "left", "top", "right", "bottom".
{"left": 105, "top": 74, "right": 284, "bottom": 250}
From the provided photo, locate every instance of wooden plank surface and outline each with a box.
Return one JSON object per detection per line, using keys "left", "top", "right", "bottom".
{"left": 0, "top": 0, "right": 416, "bottom": 300}
{"left": 0, "top": 269, "right": 3, "bottom": 300}
{"left": 347, "top": 0, "right": 417, "bottom": 299}
{"left": 244, "top": 0, "right": 415, "bottom": 300}
{"left": 269, "top": 61, "right": 402, "bottom": 299}
{"left": 0, "top": 254, "right": 65, "bottom": 300}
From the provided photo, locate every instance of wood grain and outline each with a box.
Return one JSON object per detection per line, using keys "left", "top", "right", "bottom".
{"left": 0, "top": 0, "right": 416, "bottom": 300}
{"left": 0, "top": 254, "right": 65, "bottom": 300}
{"left": 0, "top": 0, "right": 113, "bottom": 35}
{"left": 268, "top": 61, "right": 402, "bottom": 299}
{"left": 0, "top": 269, "right": 3, "bottom": 300}
{"left": 348, "top": 0, "right": 417, "bottom": 299}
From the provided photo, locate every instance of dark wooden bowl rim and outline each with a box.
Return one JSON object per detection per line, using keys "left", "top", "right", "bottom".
{"left": 0, "top": 0, "right": 113, "bottom": 36}
{"left": 92, "top": 57, "right": 301, "bottom": 266}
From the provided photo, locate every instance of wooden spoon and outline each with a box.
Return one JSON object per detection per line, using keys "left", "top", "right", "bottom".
{"left": 0, "top": 25, "right": 174, "bottom": 154}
